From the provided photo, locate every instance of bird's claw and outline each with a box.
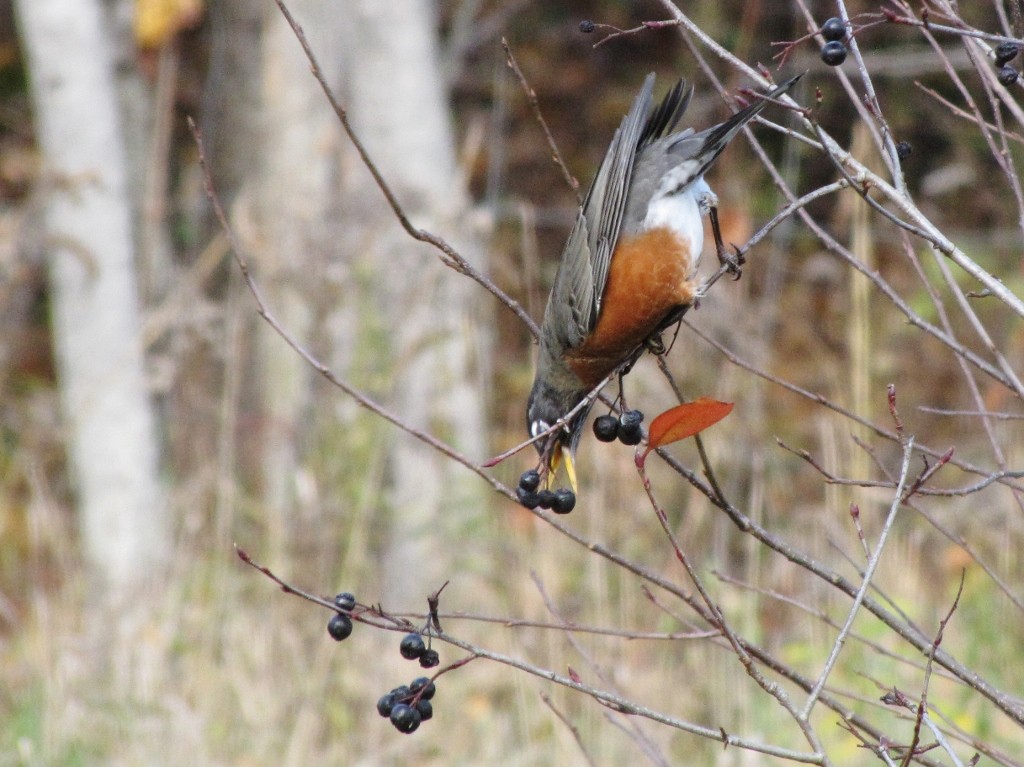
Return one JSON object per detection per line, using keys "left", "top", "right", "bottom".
{"left": 645, "top": 334, "right": 667, "bottom": 355}
{"left": 718, "top": 244, "right": 745, "bottom": 280}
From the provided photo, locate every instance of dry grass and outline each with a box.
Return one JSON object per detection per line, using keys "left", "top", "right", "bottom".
{"left": 6, "top": 226, "right": 1022, "bottom": 765}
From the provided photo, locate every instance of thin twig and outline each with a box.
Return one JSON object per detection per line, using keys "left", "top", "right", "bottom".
{"left": 481, "top": 368, "right": 618, "bottom": 466}
{"left": 532, "top": 573, "right": 671, "bottom": 767}
{"left": 188, "top": 118, "right": 503, "bottom": 493}
{"left": 649, "top": 440, "right": 1024, "bottom": 727}
{"left": 539, "top": 693, "right": 599, "bottom": 767}
{"left": 242, "top": 542, "right": 825, "bottom": 763}
{"left": 590, "top": 19, "right": 680, "bottom": 48}
{"left": 436, "top": 610, "right": 718, "bottom": 639}
{"left": 501, "top": 38, "right": 581, "bottom": 203}
{"left": 917, "top": 406, "right": 1024, "bottom": 420}
{"left": 800, "top": 435, "right": 916, "bottom": 719}
{"left": 689, "top": 322, "right": 1024, "bottom": 492}
{"left": 900, "top": 571, "right": 967, "bottom": 767}
{"left": 635, "top": 449, "right": 831, "bottom": 763}
{"left": 881, "top": 6, "right": 1024, "bottom": 46}
{"left": 270, "top": 0, "right": 540, "bottom": 338}
{"left": 915, "top": 82, "right": 1024, "bottom": 146}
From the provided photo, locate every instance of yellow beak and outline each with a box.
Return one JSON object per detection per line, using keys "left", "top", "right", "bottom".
{"left": 548, "top": 445, "right": 579, "bottom": 494}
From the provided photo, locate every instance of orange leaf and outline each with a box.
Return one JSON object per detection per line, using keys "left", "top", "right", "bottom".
{"left": 646, "top": 398, "right": 733, "bottom": 452}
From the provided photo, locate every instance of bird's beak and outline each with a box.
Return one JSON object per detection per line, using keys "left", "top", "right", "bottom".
{"left": 548, "top": 444, "right": 579, "bottom": 494}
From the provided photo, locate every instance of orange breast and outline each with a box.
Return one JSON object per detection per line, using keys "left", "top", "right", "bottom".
{"left": 565, "top": 227, "right": 697, "bottom": 388}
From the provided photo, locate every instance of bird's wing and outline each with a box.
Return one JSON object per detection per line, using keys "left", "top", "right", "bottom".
{"left": 546, "top": 73, "right": 656, "bottom": 348}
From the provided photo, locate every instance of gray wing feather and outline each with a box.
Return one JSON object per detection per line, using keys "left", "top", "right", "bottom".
{"left": 545, "top": 73, "right": 655, "bottom": 348}
{"left": 587, "top": 74, "right": 656, "bottom": 321}
{"left": 542, "top": 73, "right": 802, "bottom": 350}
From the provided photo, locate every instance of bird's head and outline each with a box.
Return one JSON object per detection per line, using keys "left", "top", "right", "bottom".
{"left": 526, "top": 376, "right": 591, "bottom": 493}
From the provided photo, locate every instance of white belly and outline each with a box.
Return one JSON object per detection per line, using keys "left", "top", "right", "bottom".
{"left": 641, "top": 179, "right": 713, "bottom": 276}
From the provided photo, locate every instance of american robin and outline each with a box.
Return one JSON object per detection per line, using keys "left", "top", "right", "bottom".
{"left": 526, "top": 73, "right": 801, "bottom": 492}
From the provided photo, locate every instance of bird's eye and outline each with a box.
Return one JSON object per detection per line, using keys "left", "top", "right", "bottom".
{"left": 530, "top": 420, "right": 550, "bottom": 439}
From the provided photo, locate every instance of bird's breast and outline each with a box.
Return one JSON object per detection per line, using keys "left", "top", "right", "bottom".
{"left": 564, "top": 225, "right": 698, "bottom": 388}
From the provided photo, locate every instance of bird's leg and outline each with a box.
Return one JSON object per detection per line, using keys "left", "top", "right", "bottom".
{"left": 708, "top": 204, "right": 745, "bottom": 280}
{"left": 644, "top": 333, "right": 667, "bottom": 356}
{"left": 615, "top": 372, "right": 630, "bottom": 414}
{"left": 661, "top": 320, "right": 684, "bottom": 356}
{"left": 611, "top": 372, "right": 625, "bottom": 410}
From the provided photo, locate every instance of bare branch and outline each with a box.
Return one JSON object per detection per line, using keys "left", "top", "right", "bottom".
{"left": 270, "top": 0, "right": 540, "bottom": 337}
{"left": 501, "top": 38, "right": 581, "bottom": 203}
{"left": 802, "top": 434, "right": 915, "bottom": 719}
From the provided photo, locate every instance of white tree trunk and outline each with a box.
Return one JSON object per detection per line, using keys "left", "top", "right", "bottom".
{"left": 342, "top": 0, "right": 489, "bottom": 602}
{"left": 248, "top": 1, "right": 345, "bottom": 552}
{"left": 15, "top": 0, "right": 168, "bottom": 592}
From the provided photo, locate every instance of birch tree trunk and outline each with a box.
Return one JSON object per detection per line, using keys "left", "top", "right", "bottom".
{"left": 15, "top": 0, "right": 168, "bottom": 592}
{"left": 250, "top": 0, "right": 345, "bottom": 553}
{"left": 342, "top": 0, "right": 490, "bottom": 602}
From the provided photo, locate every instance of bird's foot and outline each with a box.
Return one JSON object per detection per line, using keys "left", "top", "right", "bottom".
{"left": 644, "top": 334, "right": 667, "bottom": 356}
{"left": 717, "top": 244, "right": 745, "bottom": 281}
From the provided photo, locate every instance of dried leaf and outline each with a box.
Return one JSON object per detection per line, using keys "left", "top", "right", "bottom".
{"left": 135, "top": 0, "right": 204, "bottom": 49}
{"left": 646, "top": 398, "right": 733, "bottom": 451}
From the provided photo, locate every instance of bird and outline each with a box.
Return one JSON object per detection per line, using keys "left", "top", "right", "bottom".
{"left": 525, "top": 72, "right": 801, "bottom": 494}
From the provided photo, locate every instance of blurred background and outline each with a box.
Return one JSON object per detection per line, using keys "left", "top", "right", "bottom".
{"left": 2, "top": 0, "right": 1023, "bottom": 764}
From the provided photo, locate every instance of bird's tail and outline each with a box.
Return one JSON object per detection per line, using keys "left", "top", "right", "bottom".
{"left": 696, "top": 72, "right": 804, "bottom": 159}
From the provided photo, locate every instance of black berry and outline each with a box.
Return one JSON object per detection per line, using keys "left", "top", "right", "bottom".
{"left": 618, "top": 410, "right": 644, "bottom": 446}
{"left": 619, "top": 410, "right": 644, "bottom": 429}
{"left": 995, "top": 41, "right": 1019, "bottom": 67}
{"left": 895, "top": 141, "right": 912, "bottom": 161}
{"left": 419, "top": 648, "right": 440, "bottom": 668}
{"left": 415, "top": 699, "right": 433, "bottom": 721}
{"left": 327, "top": 613, "right": 353, "bottom": 641}
{"left": 518, "top": 469, "right": 541, "bottom": 493}
{"left": 410, "top": 676, "right": 436, "bottom": 700}
{"left": 998, "top": 65, "right": 1019, "bottom": 86}
{"left": 400, "top": 633, "right": 426, "bottom": 660}
{"left": 579, "top": 19, "right": 595, "bottom": 34}
{"left": 333, "top": 592, "right": 356, "bottom": 612}
{"left": 821, "top": 17, "right": 846, "bottom": 42}
{"left": 390, "top": 685, "right": 411, "bottom": 700}
{"left": 618, "top": 427, "right": 643, "bottom": 446}
{"left": 516, "top": 486, "right": 540, "bottom": 509}
{"left": 551, "top": 488, "right": 576, "bottom": 514}
{"left": 593, "top": 414, "right": 620, "bottom": 442}
{"left": 390, "top": 703, "right": 421, "bottom": 733}
{"left": 536, "top": 489, "right": 556, "bottom": 509}
{"left": 821, "top": 40, "right": 847, "bottom": 66}
{"left": 377, "top": 693, "right": 396, "bottom": 717}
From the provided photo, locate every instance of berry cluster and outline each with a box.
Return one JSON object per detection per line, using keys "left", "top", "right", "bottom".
{"left": 995, "top": 42, "right": 1020, "bottom": 86}
{"left": 375, "top": 633, "right": 442, "bottom": 733}
{"left": 325, "top": 599, "right": 439, "bottom": 669}
{"left": 593, "top": 409, "right": 644, "bottom": 446}
{"left": 819, "top": 17, "right": 848, "bottom": 66}
{"left": 376, "top": 676, "right": 437, "bottom": 734}
{"left": 516, "top": 469, "right": 576, "bottom": 513}
{"left": 237, "top": 548, "right": 452, "bottom": 742}
{"left": 326, "top": 592, "right": 357, "bottom": 641}
{"left": 400, "top": 631, "right": 441, "bottom": 668}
